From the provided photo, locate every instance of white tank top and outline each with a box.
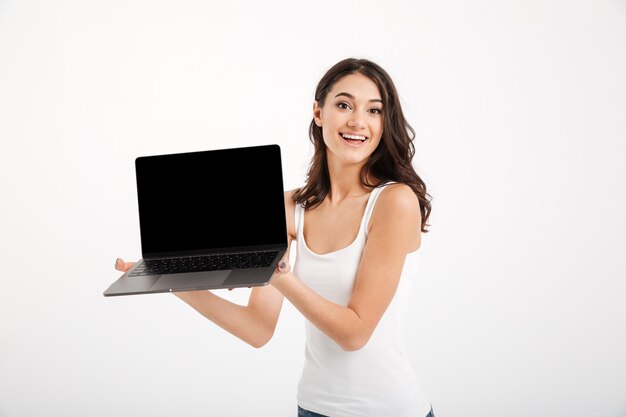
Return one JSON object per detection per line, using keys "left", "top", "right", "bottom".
{"left": 293, "top": 182, "right": 432, "bottom": 417}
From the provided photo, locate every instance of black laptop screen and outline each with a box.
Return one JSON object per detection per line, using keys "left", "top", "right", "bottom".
{"left": 135, "top": 145, "right": 287, "bottom": 258}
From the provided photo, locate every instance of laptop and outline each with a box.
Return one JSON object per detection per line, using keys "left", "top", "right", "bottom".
{"left": 103, "top": 144, "right": 288, "bottom": 296}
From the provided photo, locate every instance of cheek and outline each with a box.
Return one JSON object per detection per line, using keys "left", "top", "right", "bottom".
{"left": 321, "top": 126, "right": 337, "bottom": 146}
{"left": 376, "top": 118, "right": 384, "bottom": 133}
{"left": 371, "top": 125, "right": 384, "bottom": 146}
{"left": 373, "top": 121, "right": 384, "bottom": 140}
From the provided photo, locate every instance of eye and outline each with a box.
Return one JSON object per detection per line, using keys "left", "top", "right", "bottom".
{"left": 370, "top": 108, "right": 382, "bottom": 115}
{"left": 337, "top": 102, "right": 351, "bottom": 110}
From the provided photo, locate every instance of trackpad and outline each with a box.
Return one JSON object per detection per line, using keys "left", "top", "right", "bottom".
{"left": 150, "top": 270, "right": 231, "bottom": 291}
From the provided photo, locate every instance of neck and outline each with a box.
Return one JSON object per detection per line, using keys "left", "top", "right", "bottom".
{"left": 325, "top": 153, "right": 370, "bottom": 205}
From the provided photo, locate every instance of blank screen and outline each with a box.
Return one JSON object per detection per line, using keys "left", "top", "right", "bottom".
{"left": 135, "top": 145, "right": 287, "bottom": 257}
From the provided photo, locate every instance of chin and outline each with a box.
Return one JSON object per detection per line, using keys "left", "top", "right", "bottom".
{"left": 341, "top": 151, "right": 371, "bottom": 165}
{"left": 326, "top": 144, "right": 373, "bottom": 165}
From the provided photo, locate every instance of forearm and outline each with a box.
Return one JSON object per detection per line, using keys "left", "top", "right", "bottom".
{"left": 173, "top": 290, "right": 271, "bottom": 348}
{"left": 272, "top": 273, "right": 365, "bottom": 351}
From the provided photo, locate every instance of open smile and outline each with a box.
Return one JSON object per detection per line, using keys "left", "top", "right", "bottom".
{"left": 340, "top": 132, "right": 368, "bottom": 146}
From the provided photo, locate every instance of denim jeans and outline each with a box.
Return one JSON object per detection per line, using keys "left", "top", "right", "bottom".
{"left": 297, "top": 405, "right": 436, "bottom": 417}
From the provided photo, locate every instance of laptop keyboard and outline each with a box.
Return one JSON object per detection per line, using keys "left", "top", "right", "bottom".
{"left": 128, "top": 250, "right": 280, "bottom": 276}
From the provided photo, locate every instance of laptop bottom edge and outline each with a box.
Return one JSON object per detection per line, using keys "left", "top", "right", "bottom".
{"left": 103, "top": 266, "right": 276, "bottom": 297}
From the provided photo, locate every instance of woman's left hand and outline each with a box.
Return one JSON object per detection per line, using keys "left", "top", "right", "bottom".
{"left": 271, "top": 258, "right": 291, "bottom": 285}
{"left": 228, "top": 256, "right": 291, "bottom": 291}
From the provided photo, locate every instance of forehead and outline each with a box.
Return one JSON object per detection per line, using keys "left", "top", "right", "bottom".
{"left": 329, "top": 73, "right": 381, "bottom": 100}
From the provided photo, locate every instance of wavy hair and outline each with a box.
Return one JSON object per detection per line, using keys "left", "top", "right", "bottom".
{"left": 292, "top": 58, "right": 432, "bottom": 233}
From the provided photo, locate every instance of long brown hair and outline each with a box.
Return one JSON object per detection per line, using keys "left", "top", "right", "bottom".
{"left": 292, "top": 58, "right": 432, "bottom": 233}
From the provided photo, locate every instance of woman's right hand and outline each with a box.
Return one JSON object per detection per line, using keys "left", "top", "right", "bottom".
{"left": 114, "top": 258, "right": 136, "bottom": 273}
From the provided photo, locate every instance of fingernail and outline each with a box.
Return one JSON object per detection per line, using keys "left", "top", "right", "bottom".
{"left": 115, "top": 258, "right": 122, "bottom": 265}
{"left": 280, "top": 261, "right": 286, "bottom": 269}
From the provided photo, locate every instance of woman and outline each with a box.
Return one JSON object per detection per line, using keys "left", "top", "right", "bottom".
{"left": 116, "top": 58, "right": 434, "bottom": 417}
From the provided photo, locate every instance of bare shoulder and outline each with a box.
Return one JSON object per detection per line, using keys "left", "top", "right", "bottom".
{"left": 284, "top": 188, "right": 297, "bottom": 203}
{"left": 368, "top": 183, "right": 421, "bottom": 234}
{"left": 378, "top": 183, "right": 420, "bottom": 215}
{"left": 284, "top": 189, "right": 298, "bottom": 239}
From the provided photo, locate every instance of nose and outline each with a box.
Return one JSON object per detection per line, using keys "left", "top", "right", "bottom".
{"left": 347, "top": 114, "right": 365, "bottom": 129}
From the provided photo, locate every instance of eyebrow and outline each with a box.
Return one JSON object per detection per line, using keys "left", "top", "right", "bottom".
{"left": 334, "top": 92, "right": 383, "bottom": 104}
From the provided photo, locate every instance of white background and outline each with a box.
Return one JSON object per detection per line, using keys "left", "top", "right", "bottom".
{"left": 1, "top": 1, "right": 625, "bottom": 416}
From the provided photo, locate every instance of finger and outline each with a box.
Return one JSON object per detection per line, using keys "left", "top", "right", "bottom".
{"left": 115, "top": 258, "right": 135, "bottom": 272}
{"left": 115, "top": 258, "right": 124, "bottom": 271}
{"left": 277, "top": 260, "right": 290, "bottom": 273}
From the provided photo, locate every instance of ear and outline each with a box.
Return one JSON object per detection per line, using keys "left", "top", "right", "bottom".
{"left": 313, "top": 101, "right": 322, "bottom": 127}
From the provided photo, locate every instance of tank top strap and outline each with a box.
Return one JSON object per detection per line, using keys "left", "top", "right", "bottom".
{"left": 295, "top": 199, "right": 305, "bottom": 241}
{"left": 362, "top": 181, "right": 397, "bottom": 238}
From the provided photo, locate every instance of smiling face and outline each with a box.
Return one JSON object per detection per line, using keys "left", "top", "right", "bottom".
{"left": 313, "top": 72, "right": 384, "bottom": 167}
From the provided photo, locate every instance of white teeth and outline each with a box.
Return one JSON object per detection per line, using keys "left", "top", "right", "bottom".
{"left": 341, "top": 133, "right": 367, "bottom": 141}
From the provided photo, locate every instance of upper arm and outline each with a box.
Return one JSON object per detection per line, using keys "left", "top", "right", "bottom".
{"left": 281, "top": 188, "right": 297, "bottom": 262}
{"left": 347, "top": 184, "right": 421, "bottom": 346}
{"left": 284, "top": 188, "right": 297, "bottom": 243}
{"left": 246, "top": 189, "right": 298, "bottom": 337}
